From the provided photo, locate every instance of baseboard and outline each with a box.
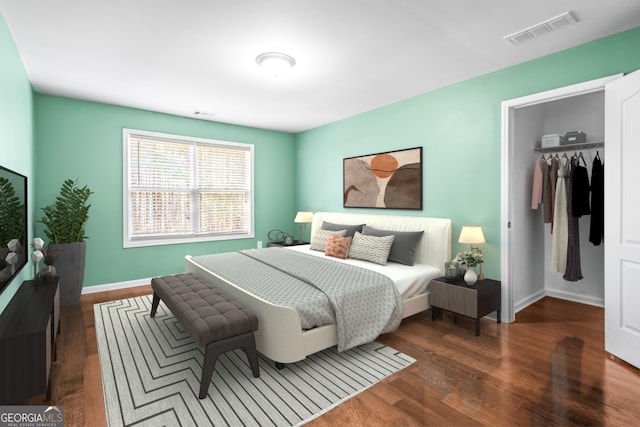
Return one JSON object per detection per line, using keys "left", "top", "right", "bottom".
{"left": 81, "top": 277, "right": 152, "bottom": 294}
{"left": 515, "top": 288, "right": 604, "bottom": 314}
{"left": 544, "top": 289, "right": 604, "bottom": 307}
{"left": 515, "top": 289, "right": 546, "bottom": 313}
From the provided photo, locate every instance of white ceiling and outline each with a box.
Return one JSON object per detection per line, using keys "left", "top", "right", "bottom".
{"left": 2, "top": 0, "right": 640, "bottom": 134}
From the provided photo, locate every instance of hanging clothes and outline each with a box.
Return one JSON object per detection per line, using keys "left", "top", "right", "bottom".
{"left": 531, "top": 157, "right": 544, "bottom": 210}
{"left": 548, "top": 156, "right": 559, "bottom": 233}
{"left": 571, "top": 154, "right": 591, "bottom": 217}
{"left": 589, "top": 153, "right": 604, "bottom": 245}
{"left": 541, "top": 158, "right": 552, "bottom": 223}
{"left": 551, "top": 158, "right": 570, "bottom": 273}
{"left": 563, "top": 156, "right": 584, "bottom": 282}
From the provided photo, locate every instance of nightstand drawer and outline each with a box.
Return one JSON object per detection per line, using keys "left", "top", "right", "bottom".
{"left": 430, "top": 281, "right": 478, "bottom": 317}
{"left": 429, "top": 276, "right": 501, "bottom": 336}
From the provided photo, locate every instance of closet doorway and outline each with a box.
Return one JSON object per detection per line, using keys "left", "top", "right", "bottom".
{"left": 500, "top": 74, "right": 620, "bottom": 324}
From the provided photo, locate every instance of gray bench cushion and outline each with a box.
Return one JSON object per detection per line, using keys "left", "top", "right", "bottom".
{"left": 151, "top": 273, "right": 258, "bottom": 347}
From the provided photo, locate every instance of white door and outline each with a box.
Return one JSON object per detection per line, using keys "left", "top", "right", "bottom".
{"left": 604, "top": 69, "right": 640, "bottom": 369}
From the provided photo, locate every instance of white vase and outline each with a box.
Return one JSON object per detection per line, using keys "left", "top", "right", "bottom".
{"left": 464, "top": 266, "right": 478, "bottom": 286}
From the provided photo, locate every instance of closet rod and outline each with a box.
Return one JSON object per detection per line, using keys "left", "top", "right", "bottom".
{"left": 533, "top": 141, "right": 604, "bottom": 154}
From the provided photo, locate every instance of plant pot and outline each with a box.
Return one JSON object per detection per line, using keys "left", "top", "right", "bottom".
{"left": 49, "top": 241, "right": 86, "bottom": 307}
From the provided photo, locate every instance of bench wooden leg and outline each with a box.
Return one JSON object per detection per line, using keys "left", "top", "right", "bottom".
{"left": 199, "top": 332, "right": 260, "bottom": 399}
{"left": 150, "top": 293, "right": 160, "bottom": 317}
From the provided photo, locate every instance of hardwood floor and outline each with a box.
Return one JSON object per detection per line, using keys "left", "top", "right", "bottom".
{"left": 23, "top": 286, "right": 640, "bottom": 426}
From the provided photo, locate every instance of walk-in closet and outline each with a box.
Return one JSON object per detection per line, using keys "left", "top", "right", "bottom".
{"left": 501, "top": 75, "right": 619, "bottom": 322}
{"left": 502, "top": 71, "right": 640, "bottom": 370}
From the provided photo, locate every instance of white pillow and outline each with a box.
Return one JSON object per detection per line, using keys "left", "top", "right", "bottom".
{"left": 310, "top": 228, "right": 347, "bottom": 251}
{"left": 348, "top": 231, "right": 395, "bottom": 265}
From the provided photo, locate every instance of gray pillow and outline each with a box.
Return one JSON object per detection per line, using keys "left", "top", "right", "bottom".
{"left": 310, "top": 228, "right": 347, "bottom": 251}
{"left": 361, "top": 226, "right": 424, "bottom": 266}
{"left": 348, "top": 232, "right": 394, "bottom": 265}
{"left": 321, "top": 221, "right": 365, "bottom": 237}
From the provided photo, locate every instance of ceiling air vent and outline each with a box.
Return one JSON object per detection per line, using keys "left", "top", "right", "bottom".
{"left": 503, "top": 11, "right": 577, "bottom": 46}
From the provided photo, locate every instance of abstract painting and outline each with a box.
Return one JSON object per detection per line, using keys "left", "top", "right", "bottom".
{"left": 343, "top": 147, "right": 422, "bottom": 209}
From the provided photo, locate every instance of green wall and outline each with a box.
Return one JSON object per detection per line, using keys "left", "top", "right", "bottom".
{"left": 0, "top": 13, "right": 34, "bottom": 312}
{"left": 296, "top": 28, "right": 640, "bottom": 280}
{"left": 33, "top": 96, "right": 297, "bottom": 286}
{"left": 4, "top": 11, "right": 640, "bottom": 297}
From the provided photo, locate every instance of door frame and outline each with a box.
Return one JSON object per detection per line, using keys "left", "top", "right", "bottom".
{"left": 500, "top": 74, "right": 621, "bottom": 323}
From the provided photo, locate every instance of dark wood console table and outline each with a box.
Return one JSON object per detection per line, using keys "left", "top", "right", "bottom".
{"left": 0, "top": 277, "right": 60, "bottom": 403}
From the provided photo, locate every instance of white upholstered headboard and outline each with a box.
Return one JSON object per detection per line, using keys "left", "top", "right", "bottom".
{"left": 311, "top": 212, "right": 452, "bottom": 273}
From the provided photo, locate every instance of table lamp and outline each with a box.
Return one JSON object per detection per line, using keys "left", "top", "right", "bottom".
{"left": 294, "top": 211, "right": 313, "bottom": 243}
{"left": 458, "top": 225, "right": 485, "bottom": 280}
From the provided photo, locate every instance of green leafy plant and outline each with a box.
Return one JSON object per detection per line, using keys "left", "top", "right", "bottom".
{"left": 0, "top": 176, "right": 24, "bottom": 246}
{"left": 40, "top": 179, "right": 93, "bottom": 243}
{"left": 458, "top": 250, "right": 483, "bottom": 268}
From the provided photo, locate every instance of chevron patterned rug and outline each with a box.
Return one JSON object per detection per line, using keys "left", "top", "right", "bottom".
{"left": 94, "top": 294, "right": 415, "bottom": 426}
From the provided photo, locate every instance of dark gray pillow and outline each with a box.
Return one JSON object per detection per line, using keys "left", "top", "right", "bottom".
{"left": 321, "top": 221, "right": 365, "bottom": 237}
{"left": 361, "top": 226, "right": 424, "bottom": 266}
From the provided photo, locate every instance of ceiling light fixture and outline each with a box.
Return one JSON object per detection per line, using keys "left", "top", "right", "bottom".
{"left": 255, "top": 52, "right": 296, "bottom": 76}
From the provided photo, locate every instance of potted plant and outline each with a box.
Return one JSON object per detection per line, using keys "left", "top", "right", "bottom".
{"left": 458, "top": 250, "right": 483, "bottom": 286}
{"left": 40, "top": 179, "right": 93, "bottom": 306}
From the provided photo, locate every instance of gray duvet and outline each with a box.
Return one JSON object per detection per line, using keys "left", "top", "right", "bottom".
{"left": 190, "top": 248, "right": 403, "bottom": 351}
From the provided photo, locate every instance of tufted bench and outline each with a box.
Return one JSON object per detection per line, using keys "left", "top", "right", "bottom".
{"left": 150, "top": 273, "right": 260, "bottom": 399}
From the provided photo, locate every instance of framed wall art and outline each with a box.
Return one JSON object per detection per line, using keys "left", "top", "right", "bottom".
{"left": 343, "top": 146, "right": 422, "bottom": 210}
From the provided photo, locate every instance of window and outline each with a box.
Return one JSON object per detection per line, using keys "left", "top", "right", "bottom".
{"left": 123, "top": 128, "right": 254, "bottom": 248}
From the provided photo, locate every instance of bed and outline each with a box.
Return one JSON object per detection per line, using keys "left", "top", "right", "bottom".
{"left": 185, "top": 212, "right": 452, "bottom": 365}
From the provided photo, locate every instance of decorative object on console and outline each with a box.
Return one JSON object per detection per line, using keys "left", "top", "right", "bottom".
{"left": 31, "top": 246, "right": 43, "bottom": 277}
{"left": 40, "top": 179, "right": 93, "bottom": 306}
{"left": 294, "top": 211, "right": 313, "bottom": 243}
{"left": 30, "top": 237, "right": 58, "bottom": 282}
{"left": 458, "top": 225, "right": 486, "bottom": 280}
{"left": 343, "top": 147, "right": 422, "bottom": 210}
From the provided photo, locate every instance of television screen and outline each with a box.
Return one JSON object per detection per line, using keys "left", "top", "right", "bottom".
{"left": 0, "top": 165, "right": 27, "bottom": 294}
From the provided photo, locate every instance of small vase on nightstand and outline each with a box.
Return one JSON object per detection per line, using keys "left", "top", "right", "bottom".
{"left": 464, "top": 266, "right": 478, "bottom": 286}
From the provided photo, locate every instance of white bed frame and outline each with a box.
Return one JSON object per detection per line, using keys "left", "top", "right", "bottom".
{"left": 185, "top": 212, "right": 451, "bottom": 364}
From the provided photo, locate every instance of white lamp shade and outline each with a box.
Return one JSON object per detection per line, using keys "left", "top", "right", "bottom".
{"left": 458, "top": 225, "right": 485, "bottom": 244}
{"left": 294, "top": 211, "right": 313, "bottom": 223}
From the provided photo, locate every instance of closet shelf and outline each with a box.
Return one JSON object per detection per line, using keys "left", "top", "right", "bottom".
{"left": 534, "top": 141, "right": 604, "bottom": 153}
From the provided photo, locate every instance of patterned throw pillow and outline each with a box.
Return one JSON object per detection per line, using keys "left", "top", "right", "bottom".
{"left": 348, "top": 231, "right": 395, "bottom": 265}
{"left": 361, "top": 226, "right": 424, "bottom": 266}
{"left": 325, "top": 235, "right": 352, "bottom": 259}
{"left": 310, "top": 228, "right": 347, "bottom": 251}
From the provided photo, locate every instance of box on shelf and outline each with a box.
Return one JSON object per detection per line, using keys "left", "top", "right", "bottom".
{"left": 563, "top": 131, "right": 586, "bottom": 144}
{"left": 541, "top": 133, "right": 564, "bottom": 147}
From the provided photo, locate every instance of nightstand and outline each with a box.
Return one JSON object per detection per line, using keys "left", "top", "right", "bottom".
{"left": 267, "top": 241, "right": 309, "bottom": 247}
{"left": 429, "top": 276, "right": 501, "bottom": 336}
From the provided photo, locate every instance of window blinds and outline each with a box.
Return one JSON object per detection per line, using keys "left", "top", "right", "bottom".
{"left": 126, "top": 133, "right": 252, "bottom": 244}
